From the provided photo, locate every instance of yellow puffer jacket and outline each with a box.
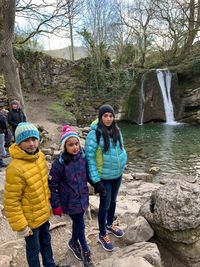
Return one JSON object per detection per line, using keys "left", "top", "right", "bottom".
{"left": 3, "top": 144, "right": 51, "bottom": 231}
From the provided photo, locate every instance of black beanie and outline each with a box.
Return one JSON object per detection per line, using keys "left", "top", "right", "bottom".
{"left": 98, "top": 104, "right": 115, "bottom": 120}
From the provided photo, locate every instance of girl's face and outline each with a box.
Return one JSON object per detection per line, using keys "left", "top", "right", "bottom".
{"left": 102, "top": 112, "right": 114, "bottom": 127}
{"left": 19, "top": 137, "right": 39, "bottom": 154}
{"left": 65, "top": 137, "right": 80, "bottom": 155}
{"left": 12, "top": 103, "right": 18, "bottom": 110}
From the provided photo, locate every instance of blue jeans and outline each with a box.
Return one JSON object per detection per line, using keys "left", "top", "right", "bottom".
{"left": 0, "top": 133, "right": 6, "bottom": 156}
{"left": 25, "top": 221, "right": 55, "bottom": 267}
{"left": 98, "top": 176, "right": 122, "bottom": 236}
{"left": 69, "top": 212, "right": 89, "bottom": 252}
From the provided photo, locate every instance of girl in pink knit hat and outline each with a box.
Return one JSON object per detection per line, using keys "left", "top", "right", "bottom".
{"left": 49, "top": 125, "right": 94, "bottom": 267}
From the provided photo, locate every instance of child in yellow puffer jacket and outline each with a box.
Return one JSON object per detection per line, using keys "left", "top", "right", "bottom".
{"left": 3, "top": 122, "right": 69, "bottom": 267}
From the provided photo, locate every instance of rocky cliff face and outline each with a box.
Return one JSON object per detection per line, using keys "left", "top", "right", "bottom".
{"left": 175, "top": 60, "right": 200, "bottom": 124}
{"left": 182, "top": 88, "right": 200, "bottom": 123}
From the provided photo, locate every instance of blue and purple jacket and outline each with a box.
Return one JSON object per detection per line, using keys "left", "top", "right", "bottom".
{"left": 48, "top": 151, "right": 89, "bottom": 215}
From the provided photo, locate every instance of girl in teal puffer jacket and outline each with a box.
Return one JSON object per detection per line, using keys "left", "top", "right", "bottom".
{"left": 85, "top": 104, "right": 127, "bottom": 252}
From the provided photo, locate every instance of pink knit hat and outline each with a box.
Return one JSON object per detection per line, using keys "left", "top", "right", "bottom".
{"left": 60, "top": 125, "right": 80, "bottom": 151}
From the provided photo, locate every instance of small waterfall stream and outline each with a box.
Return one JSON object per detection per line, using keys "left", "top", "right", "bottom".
{"left": 138, "top": 75, "right": 145, "bottom": 125}
{"left": 156, "top": 69, "right": 176, "bottom": 124}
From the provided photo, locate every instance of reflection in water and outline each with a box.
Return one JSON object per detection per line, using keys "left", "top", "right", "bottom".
{"left": 120, "top": 123, "right": 200, "bottom": 180}
{"left": 157, "top": 124, "right": 175, "bottom": 176}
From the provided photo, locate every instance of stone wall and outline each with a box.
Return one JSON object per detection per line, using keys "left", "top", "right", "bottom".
{"left": 14, "top": 49, "right": 132, "bottom": 125}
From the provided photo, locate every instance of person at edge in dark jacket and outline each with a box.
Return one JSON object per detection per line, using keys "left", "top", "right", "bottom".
{"left": 0, "top": 108, "right": 9, "bottom": 167}
{"left": 8, "top": 99, "right": 26, "bottom": 136}
{"left": 85, "top": 104, "right": 127, "bottom": 252}
{"left": 48, "top": 125, "right": 94, "bottom": 267}
{"left": 4, "top": 122, "right": 69, "bottom": 267}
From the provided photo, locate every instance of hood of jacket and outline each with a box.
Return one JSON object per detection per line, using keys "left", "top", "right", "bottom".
{"left": 90, "top": 118, "right": 98, "bottom": 129}
{"left": 9, "top": 143, "right": 40, "bottom": 161}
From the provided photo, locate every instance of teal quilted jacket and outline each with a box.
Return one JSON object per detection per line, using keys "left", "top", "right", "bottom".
{"left": 85, "top": 122, "right": 127, "bottom": 184}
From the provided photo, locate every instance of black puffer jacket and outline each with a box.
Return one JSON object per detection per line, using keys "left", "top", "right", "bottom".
{"left": 8, "top": 109, "right": 26, "bottom": 133}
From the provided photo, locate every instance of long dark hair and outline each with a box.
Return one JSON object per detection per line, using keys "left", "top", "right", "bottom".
{"left": 62, "top": 151, "right": 74, "bottom": 164}
{"left": 96, "top": 120, "right": 122, "bottom": 152}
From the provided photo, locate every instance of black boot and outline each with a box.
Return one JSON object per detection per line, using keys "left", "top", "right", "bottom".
{"left": 83, "top": 251, "right": 94, "bottom": 267}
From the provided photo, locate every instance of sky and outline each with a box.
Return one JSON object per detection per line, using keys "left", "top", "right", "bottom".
{"left": 39, "top": 35, "right": 71, "bottom": 50}
{"left": 15, "top": 0, "right": 77, "bottom": 50}
{"left": 38, "top": 33, "right": 83, "bottom": 51}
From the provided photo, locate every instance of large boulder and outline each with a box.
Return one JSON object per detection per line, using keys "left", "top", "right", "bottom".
{"left": 124, "top": 216, "right": 154, "bottom": 245}
{"left": 139, "top": 180, "right": 200, "bottom": 266}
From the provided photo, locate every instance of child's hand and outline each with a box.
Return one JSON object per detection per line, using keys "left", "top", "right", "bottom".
{"left": 93, "top": 181, "right": 106, "bottom": 196}
{"left": 53, "top": 207, "right": 63, "bottom": 216}
{"left": 17, "top": 226, "right": 33, "bottom": 238}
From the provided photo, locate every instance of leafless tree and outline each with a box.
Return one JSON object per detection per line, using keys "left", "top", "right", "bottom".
{"left": 119, "top": 0, "right": 156, "bottom": 68}
{"left": 83, "top": 0, "right": 119, "bottom": 58}
{"left": 0, "top": 0, "right": 25, "bottom": 108}
{"left": 179, "top": 0, "right": 200, "bottom": 57}
{"left": 0, "top": 0, "right": 85, "bottom": 107}
{"left": 79, "top": 0, "right": 120, "bottom": 91}
{"left": 16, "top": 0, "right": 84, "bottom": 59}
{"left": 154, "top": 0, "right": 200, "bottom": 61}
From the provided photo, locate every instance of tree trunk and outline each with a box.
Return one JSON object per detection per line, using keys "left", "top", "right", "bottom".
{"left": 69, "top": 15, "right": 75, "bottom": 61}
{"left": 180, "top": 0, "right": 200, "bottom": 58}
{"left": 0, "top": 0, "right": 25, "bottom": 111}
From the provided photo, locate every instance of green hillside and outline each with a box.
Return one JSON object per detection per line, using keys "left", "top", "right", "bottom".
{"left": 43, "top": 46, "right": 88, "bottom": 60}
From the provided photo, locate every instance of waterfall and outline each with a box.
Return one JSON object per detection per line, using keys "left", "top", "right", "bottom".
{"left": 138, "top": 74, "right": 145, "bottom": 125}
{"left": 156, "top": 69, "right": 176, "bottom": 124}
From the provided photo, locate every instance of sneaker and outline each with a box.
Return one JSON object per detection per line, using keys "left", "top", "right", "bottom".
{"left": 107, "top": 224, "right": 124, "bottom": 238}
{"left": 83, "top": 251, "right": 94, "bottom": 267}
{"left": 98, "top": 233, "right": 113, "bottom": 251}
{"left": 68, "top": 239, "right": 82, "bottom": 261}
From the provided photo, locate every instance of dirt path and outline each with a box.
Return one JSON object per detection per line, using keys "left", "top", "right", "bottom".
{"left": 25, "top": 93, "right": 61, "bottom": 145}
